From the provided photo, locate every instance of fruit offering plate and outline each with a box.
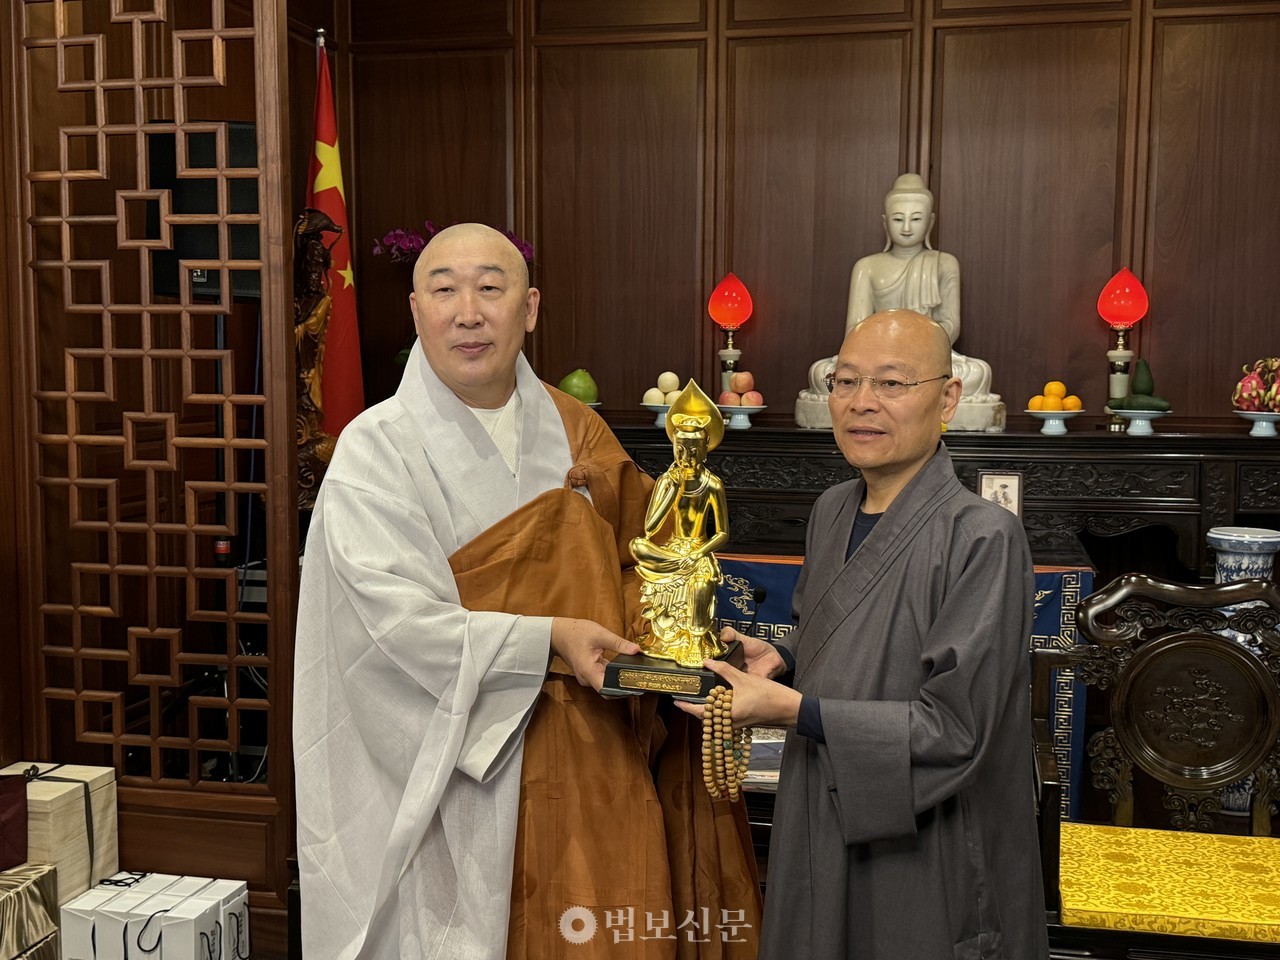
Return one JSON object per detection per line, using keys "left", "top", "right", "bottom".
{"left": 640, "top": 403, "right": 670, "bottom": 427}
{"left": 1113, "top": 409, "right": 1169, "bottom": 436}
{"left": 1024, "top": 409, "right": 1083, "bottom": 436}
{"left": 1235, "top": 410, "right": 1280, "bottom": 438}
{"left": 717, "top": 404, "right": 766, "bottom": 430}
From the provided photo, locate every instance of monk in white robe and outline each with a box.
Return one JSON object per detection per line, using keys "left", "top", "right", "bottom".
{"left": 294, "top": 224, "right": 759, "bottom": 960}
{"left": 683, "top": 310, "right": 1048, "bottom": 959}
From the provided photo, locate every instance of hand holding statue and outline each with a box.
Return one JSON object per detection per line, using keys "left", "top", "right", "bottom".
{"left": 723, "top": 626, "right": 789, "bottom": 680}
{"left": 550, "top": 617, "right": 642, "bottom": 691}
{"left": 671, "top": 646, "right": 802, "bottom": 728}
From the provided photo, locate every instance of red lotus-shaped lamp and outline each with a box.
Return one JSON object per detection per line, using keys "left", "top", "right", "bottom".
{"left": 709, "top": 273, "right": 753, "bottom": 392}
{"left": 1098, "top": 268, "right": 1150, "bottom": 430}
{"left": 1098, "top": 267, "right": 1149, "bottom": 332}
{"left": 709, "top": 273, "right": 753, "bottom": 335}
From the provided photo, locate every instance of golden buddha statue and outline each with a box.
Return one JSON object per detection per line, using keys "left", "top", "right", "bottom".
{"left": 630, "top": 381, "right": 730, "bottom": 668}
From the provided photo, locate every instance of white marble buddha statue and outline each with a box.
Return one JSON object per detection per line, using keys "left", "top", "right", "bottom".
{"left": 794, "top": 174, "right": 1005, "bottom": 432}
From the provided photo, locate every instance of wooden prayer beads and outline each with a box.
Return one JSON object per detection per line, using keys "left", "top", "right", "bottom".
{"left": 701, "top": 684, "right": 751, "bottom": 800}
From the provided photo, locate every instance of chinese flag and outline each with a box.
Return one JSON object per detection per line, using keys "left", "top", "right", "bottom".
{"left": 306, "top": 43, "right": 364, "bottom": 435}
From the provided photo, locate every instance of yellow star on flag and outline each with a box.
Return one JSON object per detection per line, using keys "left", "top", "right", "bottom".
{"left": 337, "top": 263, "right": 355, "bottom": 290}
{"left": 312, "top": 139, "right": 345, "bottom": 200}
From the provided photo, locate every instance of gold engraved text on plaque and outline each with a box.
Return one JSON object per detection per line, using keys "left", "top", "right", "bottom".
{"left": 616, "top": 670, "right": 704, "bottom": 695}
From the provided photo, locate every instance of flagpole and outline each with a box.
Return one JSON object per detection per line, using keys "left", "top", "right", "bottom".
{"left": 315, "top": 27, "right": 326, "bottom": 51}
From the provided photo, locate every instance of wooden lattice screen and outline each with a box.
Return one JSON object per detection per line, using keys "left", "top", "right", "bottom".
{"left": 6, "top": 0, "right": 295, "bottom": 940}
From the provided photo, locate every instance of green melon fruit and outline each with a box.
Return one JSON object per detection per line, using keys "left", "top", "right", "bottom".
{"left": 1117, "top": 393, "right": 1170, "bottom": 411}
{"left": 1116, "top": 358, "right": 1169, "bottom": 410}
{"left": 1131, "top": 358, "right": 1155, "bottom": 396}
{"left": 557, "top": 368, "right": 599, "bottom": 404}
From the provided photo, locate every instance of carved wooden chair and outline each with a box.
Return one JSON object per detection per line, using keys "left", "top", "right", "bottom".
{"left": 1033, "top": 573, "right": 1280, "bottom": 958}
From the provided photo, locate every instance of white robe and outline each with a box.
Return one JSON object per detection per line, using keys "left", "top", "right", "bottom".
{"left": 293, "top": 345, "right": 578, "bottom": 960}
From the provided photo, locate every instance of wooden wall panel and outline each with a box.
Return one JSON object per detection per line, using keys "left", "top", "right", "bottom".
{"left": 538, "top": 0, "right": 705, "bottom": 32}
{"left": 118, "top": 805, "right": 275, "bottom": 886}
{"left": 343, "top": 4, "right": 1278, "bottom": 428}
{"left": 350, "top": 0, "right": 512, "bottom": 44}
{"left": 1143, "top": 16, "right": 1280, "bottom": 420}
{"left": 351, "top": 50, "right": 513, "bottom": 404}
{"left": 937, "top": 0, "right": 1127, "bottom": 13}
{"left": 726, "top": 33, "right": 911, "bottom": 413}
{"left": 1155, "top": 0, "right": 1276, "bottom": 7}
{"left": 290, "top": 0, "right": 336, "bottom": 31}
{"left": 932, "top": 23, "right": 1128, "bottom": 419}
{"left": 535, "top": 44, "right": 704, "bottom": 410}
{"left": 731, "top": 0, "right": 909, "bottom": 24}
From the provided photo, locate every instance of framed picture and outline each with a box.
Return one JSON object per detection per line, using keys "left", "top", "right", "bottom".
{"left": 978, "top": 470, "right": 1024, "bottom": 518}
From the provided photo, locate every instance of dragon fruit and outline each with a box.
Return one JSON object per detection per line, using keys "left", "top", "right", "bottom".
{"left": 1233, "top": 358, "right": 1280, "bottom": 412}
{"left": 1234, "top": 370, "right": 1267, "bottom": 410}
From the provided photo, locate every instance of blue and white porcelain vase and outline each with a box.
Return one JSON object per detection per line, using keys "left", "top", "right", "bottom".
{"left": 1207, "top": 525, "right": 1280, "bottom": 653}
{"left": 1205, "top": 526, "right": 1280, "bottom": 813}
{"left": 1207, "top": 526, "right": 1280, "bottom": 585}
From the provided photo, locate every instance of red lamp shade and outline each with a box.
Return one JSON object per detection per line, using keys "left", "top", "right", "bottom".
{"left": 708, "top": 273, "right": 753, "bottom": 330}
{"left": 1097, "top": 268, "right": 1149, "bottom": 329}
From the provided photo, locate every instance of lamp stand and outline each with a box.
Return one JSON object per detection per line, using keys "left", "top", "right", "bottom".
{"left": 718, "top": 328, "right": 741, "bottom": 394}
{"left": 1105, "top": 327, "right": 1133, "bottom": 433}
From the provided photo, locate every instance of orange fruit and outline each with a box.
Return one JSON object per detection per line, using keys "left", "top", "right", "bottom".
{"left": 1062, "top": 395, "right": 1083, "bottom": 411}
{"left": 1028, "top": 395, "right": 1045, "bottom": 411}
{"left": 1041, "top": 395, "right": 1064, "bottom": 411}
{"left": 1043, "top": 380, "right": 1068, "bottom": 399}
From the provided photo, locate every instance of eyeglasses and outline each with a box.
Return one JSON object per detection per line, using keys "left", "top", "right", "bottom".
{"left": 823, "top": 373, "right": 949, "bottom": 400}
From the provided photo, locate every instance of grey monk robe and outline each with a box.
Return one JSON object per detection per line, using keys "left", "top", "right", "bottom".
{"left": 760, "top": 445, "right": 1048, "bottom": 960}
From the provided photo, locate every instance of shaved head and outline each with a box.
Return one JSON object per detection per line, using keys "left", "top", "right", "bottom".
{"left": 412, "top": 223, "right": 530, "bottom": 294}
{"left": 848, "top": 310, "right": 952, "bottom": 375}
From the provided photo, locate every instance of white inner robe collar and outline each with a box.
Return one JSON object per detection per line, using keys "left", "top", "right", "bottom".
{"left": 397, "top": 341, "right": 573, "bottom": 539}
{"left": 468, "top": 390, "right": 522, "bottom": 476}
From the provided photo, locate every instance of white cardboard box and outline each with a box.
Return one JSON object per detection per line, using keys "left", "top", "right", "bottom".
{"left": 0, "top": 762, "right": 119, "bottom": 904}
{"left": 97, "top": 872, "right": 185, "bottom": 895}
{"left": 60, "top": 875, "right": 217, "bottom": 960}
{"left": 126, "top": 891, "right": 193, "bottom": 959}
{"left": 91, "top": 889, "right": 166, "bottom": 960}
{"left": 60, "top": 887, "right": 122, "bottom": 960}
{"left": 160, "top": 894, "right": 225, "bottom": 960}
{"left": 148, "top": 876, "right": 212, "bottom": 901}
{"left": 187, "top": 879, "right": 249, "bottom": 960}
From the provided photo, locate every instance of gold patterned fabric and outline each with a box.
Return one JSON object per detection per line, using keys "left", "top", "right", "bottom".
{"left": 0, "top": 862, "right": 58, "bottom": 958}
{"left": 1060, "top": 822, "right": 1280, "bottom": 942}
{"left": 14, "top": 933, "right": 59, "bottom": 960}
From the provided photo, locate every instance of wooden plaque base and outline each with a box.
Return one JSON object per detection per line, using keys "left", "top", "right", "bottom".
{"left": 602, "top": 640, "right": 745, "bottom": 702}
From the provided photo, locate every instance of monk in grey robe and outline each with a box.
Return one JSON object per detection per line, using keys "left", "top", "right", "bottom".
{"left": 682, "top": 309, "right": 1048, "bottom": 959}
